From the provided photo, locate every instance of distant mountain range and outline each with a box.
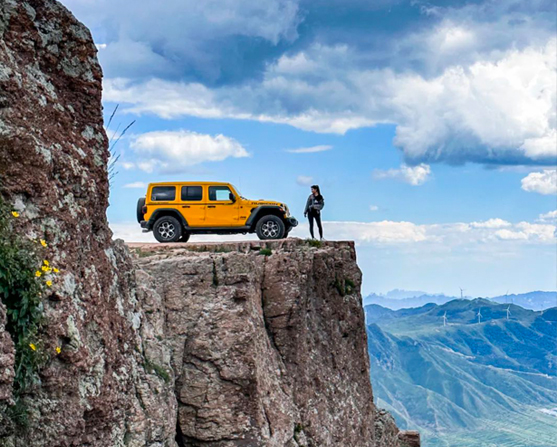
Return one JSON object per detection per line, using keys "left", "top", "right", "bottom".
{"left": 364, "top": 290, "right": 557, "bottom": 311}
{"left": 365, "top": 298, "right": 557, "bottom": 447}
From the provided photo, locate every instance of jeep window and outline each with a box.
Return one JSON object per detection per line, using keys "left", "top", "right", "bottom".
{"left": 181, "top": 186, "right": 203, "bottom": 201}
{"left": 151, "top": 186, "right": 176, "bottom": 201}
{"left": 209, "top": 186, "right": 232, "bottom": 201}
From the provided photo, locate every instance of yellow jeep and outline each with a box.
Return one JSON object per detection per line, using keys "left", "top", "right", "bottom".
{"left": 137, "top": 182, "right": 298, "bottom": 242}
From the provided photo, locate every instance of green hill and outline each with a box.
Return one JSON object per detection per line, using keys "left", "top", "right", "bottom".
{"left": 366, "top": 299, "right": 557, "bottom": 446}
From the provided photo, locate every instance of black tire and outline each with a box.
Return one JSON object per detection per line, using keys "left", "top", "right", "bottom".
{"left": 153, "top": 216, "right": 182, "bottom": 243}
{"left": 136, "top": 197, "right": 146, "bottom": 223}
{"left": 256, "top": 215, "right": 286, "bottom": 240}
{"left": 179, "top": 232, "right": 191, "bottom": 243}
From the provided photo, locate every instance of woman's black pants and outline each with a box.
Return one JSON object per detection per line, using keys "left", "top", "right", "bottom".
{"left": 308, "top": 211, "right": 323, "bottom": 239}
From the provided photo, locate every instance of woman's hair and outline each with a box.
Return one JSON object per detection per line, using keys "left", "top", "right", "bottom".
{"left": 311, "top": 184, "right": 322, "bottom": 198}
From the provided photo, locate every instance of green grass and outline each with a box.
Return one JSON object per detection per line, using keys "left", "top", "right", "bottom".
{"left": 259, "top": 248, "right": 273, "bottom": 256}
{"left": 305, "top": 238, "right": 322, "bottom": 248}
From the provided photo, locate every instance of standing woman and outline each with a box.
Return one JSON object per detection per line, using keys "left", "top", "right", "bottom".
{"left": 304, "top": 185, "right": 325, "bottom": 240}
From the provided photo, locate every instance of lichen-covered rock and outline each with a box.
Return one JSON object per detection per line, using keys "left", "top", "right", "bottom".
{"left": 0, "top": 1, "right": 175, "bottom": 445}
{"left": 131, "top": 240, "right": 411, "bottom": 447}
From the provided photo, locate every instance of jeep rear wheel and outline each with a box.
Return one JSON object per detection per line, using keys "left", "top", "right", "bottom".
{"left": 256, "top": 215, "right": 285, "bottom": 240}
{"left": 153, "top": 216, "right": 182, "bottom": 243}
{"left": 179, "top": 232, "right": 191, "bottom": 243}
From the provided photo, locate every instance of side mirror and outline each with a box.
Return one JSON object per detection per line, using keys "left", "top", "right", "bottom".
{"left": 229, "top": 192, "right": 236, "bottom": 203}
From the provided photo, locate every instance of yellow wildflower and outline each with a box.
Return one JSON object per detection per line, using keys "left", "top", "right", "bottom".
{"left": 55, "top": 346, "right": 62, "bottom": 355}
{"left": 43, "top": 260, "right": 50, "bottom": 266}
{"left": 53, "top": 267, "right": 60, "bottom": 273}
{"left": 46, "top": 280, "right": 52, "bottom": 287}
{"left": 40, "top": 239, "right": 47, "bottom": 247}
{"left": 42, "top": 265, "right": 49, "bottom": 272}
{"left": 35, "top": 270, "right": 42, "bottom": 278}
{"left": 29, "top": 343, "right": 36, "bottom": 351}
{"left": 11, "top": 211, "right": 19, "bottom": 218}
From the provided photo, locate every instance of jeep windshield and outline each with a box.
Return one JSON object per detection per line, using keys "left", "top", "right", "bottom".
{"left": 231, "top": 184, "right": 247, "bottom": 200}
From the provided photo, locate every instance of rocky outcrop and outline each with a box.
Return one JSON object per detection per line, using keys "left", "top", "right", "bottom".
{"left": 130, "top": 240, "right": 379, "bottom": 446}
{"left": 0, "top": 1, "right": 414, "bottom": 446}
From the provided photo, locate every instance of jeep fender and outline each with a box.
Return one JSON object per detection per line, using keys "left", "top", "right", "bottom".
{"left": 148, "top": 209, "right": 189, "bottom": 230}
{"left": 246, "top": 206, "right": 286, "bottom": 229}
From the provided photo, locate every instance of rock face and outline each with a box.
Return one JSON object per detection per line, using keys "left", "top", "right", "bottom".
{"left": 131, "top": 240, "right": 381, "bottom": 447}
{"left": 0, "top": 1, "right": 413, "bottom": 446}
{"left": 0, "top": 1, "right": 175, "bottom": 445}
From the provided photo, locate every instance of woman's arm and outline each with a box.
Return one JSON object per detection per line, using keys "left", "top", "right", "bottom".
{"left": 304, "top": 196, "right": 311, "bottom": 215}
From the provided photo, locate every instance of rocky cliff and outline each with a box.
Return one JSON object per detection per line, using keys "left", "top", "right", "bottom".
{"left": 0, "top": 1, "right": 413, "bottom": 446}
{"left": 130, "top": 240, "right": 405, "bottom": 446}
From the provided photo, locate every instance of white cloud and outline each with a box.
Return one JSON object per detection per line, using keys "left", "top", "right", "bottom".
{"left": 494, "top": 222, "right": 556, "bottom": 243}
{"left": 369, "top": 205, "right": 379, "bottom": 211}
{"left": 104, "top": 39, "right": 557, "bottom": 166}
{"left": 286, "top": 145, "right": 332, "bottom": 153}
{"left": 539, "top": 210, "right": 557, "bottom": 222}
{"left": 521, "top": 170, "right": 557, "bottom": 195}
{"left": 296, "top": 175, "right": 314, "bottom": 186}
{"left": 373, "top": 164, "right": 431, "bottom": 186}
{"left": 123, "top": 182, "right": 148, "bottom": 189}
{"left": 470, "top": 218, "right": 511, "bottom": 229}
{"left": 129, "top": 130, "right": 249, "bottom": 173}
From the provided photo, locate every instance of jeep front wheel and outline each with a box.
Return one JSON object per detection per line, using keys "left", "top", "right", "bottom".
{"left": 153, "top": 216, "right": 182, "bottom": 243}
{"left": 256, "top": 215, "right": 285, "bottom": 240}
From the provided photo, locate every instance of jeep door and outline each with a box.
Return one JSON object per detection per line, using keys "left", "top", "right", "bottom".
{"left": 206, "top": 185, "right": 241, "bottom": 227}
{"left": 179, "top": 185, "right": 206, "bottom": 227}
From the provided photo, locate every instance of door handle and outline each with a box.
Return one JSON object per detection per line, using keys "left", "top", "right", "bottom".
{"left": 182, "top": 205, "right": 190, "bottom": 208}
{"left": 207, "top": 205, "right": 216, "bottom": 208}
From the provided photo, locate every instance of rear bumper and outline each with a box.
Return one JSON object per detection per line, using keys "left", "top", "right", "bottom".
{"left": 286, "top": 217, "right": 298, "bottom": 227}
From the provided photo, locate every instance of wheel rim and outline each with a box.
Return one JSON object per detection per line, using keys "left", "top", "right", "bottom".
{"left": 158, "top": 221, "right": 176, "bottom": 240}
{"left": 261, "top": 220, "right": 280, "bottom": 238}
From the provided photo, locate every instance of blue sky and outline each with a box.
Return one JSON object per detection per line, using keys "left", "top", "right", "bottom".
{"left": 61, "top": 0, "right": 556, "bottom": 297}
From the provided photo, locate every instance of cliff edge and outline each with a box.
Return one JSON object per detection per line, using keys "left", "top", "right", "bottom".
{"left": 0, "top": 1, "right": 414, "bottom": 446}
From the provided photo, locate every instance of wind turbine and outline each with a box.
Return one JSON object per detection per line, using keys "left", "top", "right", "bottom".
{"left": 442, "top": 311, "right": 448, "bottom": 327}
{"left": 460, "top": 287, "right": 465, "bottom": 299}
{"left": 506, "top": 305, "right": 511, "bottom": 320}
{"left": 477, "top": 308, "right": 482, "bottom": 324}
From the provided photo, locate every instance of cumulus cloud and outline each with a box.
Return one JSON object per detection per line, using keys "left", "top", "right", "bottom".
{"left": 286, "top": 145, "right": 332, "bottom": 153}
{"left": 127, "top": 130, "right": 249, "bottom": 173}
{"left": 521, "top": 169, "right": 557, "bottom": 195}
{"left": 296, "top": 175, "right": 314, "bottom": 186}
{"left": 105, "top": 39, "right": 557, "bottom": 166}
{"left": 65, "top": 0, "right": 557, "bottom": 167}
{"left": 373, "top": 164, "right": 431, "bottom": 186}
{"left": 369, "top": 205, "right": 379, "bottom": 211}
